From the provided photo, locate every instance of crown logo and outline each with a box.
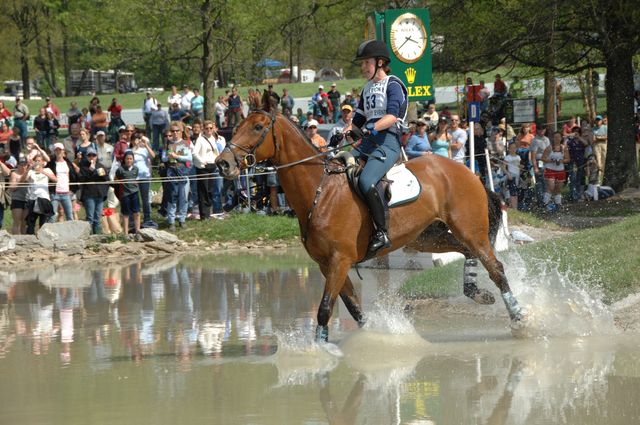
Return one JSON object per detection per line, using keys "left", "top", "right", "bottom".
{"left": 405, "top": 67, "right": 416, "bottom": 84}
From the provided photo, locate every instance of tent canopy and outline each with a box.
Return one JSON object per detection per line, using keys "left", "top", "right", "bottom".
{"left": 257, "top": 58, "right": 285, "bottom": 68}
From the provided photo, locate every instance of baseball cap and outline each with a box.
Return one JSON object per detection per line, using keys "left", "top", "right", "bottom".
{"left": 416, "top": 118, "right": 428, "bottom": 126}
{"left": 118, "top": 125, "right": 127, "bottom": 132}
{"left": 86, "top": 147, "right": 97, "bottom": 156}
{"left": 331, "top": 82, "right": 336, "bottom": 87}
{"left": 341, "top": 104, "right": 353, "bottom": 112}
{"left": 306, "top": 119, "right": 319, "bottom": 128}
{"left": 6, "top": 156, "right": 17, "bottom": 168}
{"left": 96, "top": 130, "right": 106, "bottom": 136}
{"left": 595, "top": 115, "right": 603, "bottom": 120}
{"left": 53, "top": 142, "right": 65, "bottom": 151}
{"left": 318, "top": 84, "right": 324, "bottom": 89}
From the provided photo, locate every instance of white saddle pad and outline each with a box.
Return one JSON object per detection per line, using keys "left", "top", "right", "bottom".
{"left": 386, "top": 163, "right": 421, "bottom": 207}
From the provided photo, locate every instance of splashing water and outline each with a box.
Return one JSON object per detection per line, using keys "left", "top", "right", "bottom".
{"left": 500, "top": 250, "right": 619, "bottom": 338}
{"left": 362, "top": 296, "right": 417, "bottom": 335}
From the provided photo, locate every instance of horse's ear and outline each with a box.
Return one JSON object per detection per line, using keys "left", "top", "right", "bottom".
{"left": 261, "top": 90, "right": 271, "bottom": 113}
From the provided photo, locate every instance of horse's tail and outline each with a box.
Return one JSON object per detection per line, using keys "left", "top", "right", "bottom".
{"left": 486, "top": 188, "right": 503, "bottom": 246}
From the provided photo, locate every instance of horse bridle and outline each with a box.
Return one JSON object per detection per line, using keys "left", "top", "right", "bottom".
{"left": 224, "top": 110, "right": 278, "bottom": 168}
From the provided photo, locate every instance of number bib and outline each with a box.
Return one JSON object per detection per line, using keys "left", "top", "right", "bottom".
{"left": 362, "top": 76, "right": 391, "bottom": 121}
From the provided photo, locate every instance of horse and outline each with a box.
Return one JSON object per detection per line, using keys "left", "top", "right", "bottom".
{"left": 216, "top": 110, "right": 524, "bottom": 342}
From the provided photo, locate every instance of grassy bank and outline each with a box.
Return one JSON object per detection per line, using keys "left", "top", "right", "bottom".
{"left": 401, "top": 213, "right": 640, "bottom": 304}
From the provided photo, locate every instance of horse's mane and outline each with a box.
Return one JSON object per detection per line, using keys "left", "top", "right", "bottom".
{"left": 250, "top": 108, "right": 323, "bottom": 154}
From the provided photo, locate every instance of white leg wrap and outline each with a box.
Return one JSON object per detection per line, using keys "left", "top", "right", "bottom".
{"left": 501, "top": 291, "right": 522, "bottom": 320}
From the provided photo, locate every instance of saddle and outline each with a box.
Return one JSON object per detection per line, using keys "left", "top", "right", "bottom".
{"left": 336, "top": 152, "right": 422, "bottom": 207}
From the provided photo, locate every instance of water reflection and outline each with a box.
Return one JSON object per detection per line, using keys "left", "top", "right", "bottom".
{"left": 0, "top": 251, "right": 638, "bottom": 424}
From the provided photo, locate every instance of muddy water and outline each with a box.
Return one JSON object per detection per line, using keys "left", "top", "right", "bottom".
{"left": 0, "top": 249, "right": 639, "bottom": 425}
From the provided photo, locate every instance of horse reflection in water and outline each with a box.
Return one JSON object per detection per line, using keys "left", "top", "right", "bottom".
{"left": 216, "top": 110, "right": 525, "bottom": 342}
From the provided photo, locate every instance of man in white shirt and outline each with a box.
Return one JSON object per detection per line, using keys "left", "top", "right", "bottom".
{"left": 192, "top": 120, "right": 226, "bottom": 218}
{"left": 167, "top": 85, "right": 182, "bottom": 107}
{"left": 180, "top": 85, "right": 195, "bottom": 114}
{"left": 448, "top": 115, "right": 467, "bottom": 164}
{"left": 142, "top": 92, "right": 158, "bottom": 137}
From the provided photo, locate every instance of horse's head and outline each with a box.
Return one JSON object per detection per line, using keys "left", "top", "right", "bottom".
{"left": 216, "top": 111, "right": 278, "bottom": 179}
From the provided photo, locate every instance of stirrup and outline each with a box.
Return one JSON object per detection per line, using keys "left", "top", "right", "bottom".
{"left": 368, "top": 229, "right": 391, "bottom": 254}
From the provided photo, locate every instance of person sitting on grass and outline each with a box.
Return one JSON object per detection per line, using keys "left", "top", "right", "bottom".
{"left": 115, "top": 151, "right": 140, "bottom": 235}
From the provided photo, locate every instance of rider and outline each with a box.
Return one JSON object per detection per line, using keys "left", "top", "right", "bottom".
{"left": 347, "top": 40, "right": 408, "bottom": 256}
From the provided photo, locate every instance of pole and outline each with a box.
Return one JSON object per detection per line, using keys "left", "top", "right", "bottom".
{"left": 485, "top": 148, "right": 494, "bottom": 192}
{"left": 470, "top": 122, "right": 475, "bottom": 174}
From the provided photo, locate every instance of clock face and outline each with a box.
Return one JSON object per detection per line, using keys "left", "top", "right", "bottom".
{"left": 390, "top": 13, "right": 427, "bottom": 63}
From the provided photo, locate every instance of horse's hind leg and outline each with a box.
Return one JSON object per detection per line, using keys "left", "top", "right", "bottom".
{"left": 408, "top": 223, "right": 495, "bottom": 305}
{"left": 475, "top": 247, "right": 523, "bottom": 321}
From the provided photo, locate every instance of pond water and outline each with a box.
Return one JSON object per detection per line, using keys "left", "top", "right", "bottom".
{"left": 0, "top": 249, "right": 638, "bottom": 425}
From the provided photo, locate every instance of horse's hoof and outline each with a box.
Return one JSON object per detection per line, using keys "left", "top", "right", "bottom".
{"left": 315, "top": 325, "right": 329, "bottom": 343}
{"left": 471, "top": 289, "right": 496, "bottom": 305}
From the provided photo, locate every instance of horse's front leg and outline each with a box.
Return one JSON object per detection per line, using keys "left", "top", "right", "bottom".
{"left": 316, "top": 260, "right": 352, "bottom": 343}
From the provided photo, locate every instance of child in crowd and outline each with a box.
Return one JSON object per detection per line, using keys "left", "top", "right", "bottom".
{"left": 115, "top": 151, "right": 140, "bottom": 234}
{"left": 503, "top": 141, "right": 521, "bottom": 209}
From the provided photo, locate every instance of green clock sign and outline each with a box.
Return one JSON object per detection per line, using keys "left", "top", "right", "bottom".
{"left": 365, "top": 9, "right": 434, "bottom": 101}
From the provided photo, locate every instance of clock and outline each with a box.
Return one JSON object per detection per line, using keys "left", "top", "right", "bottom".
{"left": 389, "top": 13, "right": 427, "bottom": 64}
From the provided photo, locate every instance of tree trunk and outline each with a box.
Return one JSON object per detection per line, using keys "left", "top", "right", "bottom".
{"left": 543, "top": 71, "right": 555, "bottom": 133}
{"left": 585, "top": 69, "right": 595, "bottom": 123}
{"left": 20, "top": 41, "right": 31, "bottom": 99}
{"left": 62, "top": 25, "right": 71, "bottom": 97}
{"left": 201, "top": 0, "right": 215, "bottom": 121}
{"left": 603, "top": 47, "right": 639, "bottom": 190}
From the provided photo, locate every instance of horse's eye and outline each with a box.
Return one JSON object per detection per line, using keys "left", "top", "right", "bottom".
{"left": 254, "top": 124, "right": 263, "bottom": 131}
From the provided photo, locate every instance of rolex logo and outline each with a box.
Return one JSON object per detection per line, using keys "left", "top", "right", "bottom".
{"left": 405, "top": 67, "right": 416, "bottom": 84}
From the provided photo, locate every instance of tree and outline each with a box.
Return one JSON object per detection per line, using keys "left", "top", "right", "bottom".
{"left": 7, "top": 1, "right": 41, "bottom": 99}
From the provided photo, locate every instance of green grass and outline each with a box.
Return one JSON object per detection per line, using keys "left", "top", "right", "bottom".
{"left": 179, "top": 249, "right": 315, "bottom": 271}
{"left": 400, "top": 214, "right": 640, "bottom": 304}
{"left": 166, "top": 211, "right": 300, "bottom": 243}
{"left": 507, "top": 209, "right": 563, "bottom": 229}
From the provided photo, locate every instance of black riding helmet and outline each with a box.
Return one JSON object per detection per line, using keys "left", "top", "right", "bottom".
{"left": 354, "top": 40, "right": 390, "bottom": 63}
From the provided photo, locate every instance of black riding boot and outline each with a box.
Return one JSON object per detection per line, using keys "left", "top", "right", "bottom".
{"left": 365, "top": 186, "right": 391, "bottom": 254}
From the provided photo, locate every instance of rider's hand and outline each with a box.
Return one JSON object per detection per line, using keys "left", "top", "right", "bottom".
{"left": 347, "top": 126, "right": 366, "bottom": 141}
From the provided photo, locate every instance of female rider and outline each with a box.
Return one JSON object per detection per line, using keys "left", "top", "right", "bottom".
{"left": 346, "top": 40, "right": 408, "bottom": 255}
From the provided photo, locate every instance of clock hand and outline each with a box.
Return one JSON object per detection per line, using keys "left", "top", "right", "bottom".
{"left": 397, "top": 36, "right": 411, "bottom": 50}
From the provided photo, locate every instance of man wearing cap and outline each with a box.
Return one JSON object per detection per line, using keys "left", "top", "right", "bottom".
{"left": 311, "top": 85, "right": 329, "bottom": 123}
{"left": 63, "top": 124, "right": 82, "bottom": 161}
{"left": 327, "top": 83, "right": 341, "bottom": 123}
{"left": 304, "top": 119, "right": 327, "bottom": 151}
{"left": 328, "top": 104, "right": 353, "bottom": 153}
{"left": 78, "top": 147, "right": 109, "bottom": 234}
{"left": 12, "top": 97, "right": 30, "bottom": 145}
{"left": 592, "top": 115, "right": 607, "bottom": 182}
{"left": 95, "top": 131, "right": 114, "bottom": 170}
{"left": 114, "top": 125, "right": 132, "bottom": 164}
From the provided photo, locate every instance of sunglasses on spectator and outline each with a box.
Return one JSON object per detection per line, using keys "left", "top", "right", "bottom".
{"left": 170, "top": 129, "right": 181, "bottom": 132}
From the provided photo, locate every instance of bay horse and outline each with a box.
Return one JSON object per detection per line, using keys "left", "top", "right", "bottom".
{"left": 216, "top": 110, "right": 524, "bottom": 342}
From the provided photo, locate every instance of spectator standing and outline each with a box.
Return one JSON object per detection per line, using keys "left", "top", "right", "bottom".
{"left": 479, "top": 81, "right": 491, "bottom": 111}
{"left": 247, "top": 88, "right": 262, "bottom": 111}
{"left": 516, "top": 123, "right": 534, "bottom": 149}
{"left": 12, "top": 97, "right": 30, "bottom": 145}
{"left": 180, "top": 85, "right": 195, "bottom": 119}
{"left": 66, "top": 102, "right": 82, "bottom": 126}
{"left": 115, "top": 151, "right": 140, "bottom": 235}
{"left": 170, "top": 102, "right": 189, "bottom": 123}
{"left": 162, "top": 122, "right": 192, "bottom": 231}
{"left": 33, "top": 108, "right": 50, "bottom": 148}
{"left": 214, "top": 96, "right": 227, "bottom": 128}
{"left": 327, "top": 83, "right": 341, "bottom": 123}
{"left": 312, "top": 85, "right": 329, "bottom": 123}
{"left": 130, "top": 132, "right": 157, "bottom": 228}
{"left": 94, "top": 131, "right": 113, "bottom": 170}
{"left": 328, "top": 105, "right": 354, "bottom": 152}
{"left": 0, "top": 101, "right": 13, "bottom": 126}
{"left": 529, "top": 126, "right": 551, "bottom": 205}
{"left": 0, "top": 158, "right": 10, "bottom": 230}
{"left": 565, "top": 126, "right": 589, "bottom": 201}
{"left": 562, "top": 116, "right": 577, "bottom": 137}
{"left": 78, "top": 147, "right": 109, "bottom": 234}
{"left": 493, "top": 74, "right": 507, "bottom": 98}
{"left": 91, "top": 105, "right": 109, "bottom": 138}
{"left": 48, "top": 142, "right": 78, "bottom": 223}
{"left": 150, "top": 103, "right": 171, "bottom": 153}
{"left": 44, "top": 97, "right": 61, "bottom": 119}
{"left": 190, "top": 89, "right": 205, "bottom": 122}
{"left": 448, "top": 115, "right": 467, "bottom": 164}
{"left": 265, "top": 84, "right": 280, "bottom": 110}
{"left": 592, "top": 115, "right": 607, "bottom": 183}
{"left": 63, "top": 124, "right": 81, "bottom": 162}
{"left": 422, "top": 103, "right": 439, "bottom": 127}
{"left": 25, "top": 137, "right": 50, "bottom": 164}
{"left": 114, "top": 126, "right": 132, "bottom": 165}
{"left": 429, "top": 117, "right": 452, "bottom": 158}
{"left": 193, "top": 120, "right": 225, "bottom": 219}
{"left": 542, "top": 131, "right": 569, "bottom": 206}
{"left": 304, "top": 119, "right": 327, "bottom": 151}
{"left": 46, "top": 111, "right": 60, "bottom": 144}
{"left": 9, "top": 157, "right": 30, "bottom": 234}
{"left": 22, "top": 153, "right": 56, "bottom": 234}
{"left": 107, "top": 98, "right": 124, "bottom": 143}
{"left": 510, "top": 76, "right": 523, "bottom": 98}
{"left": 405, "top": 119, "right": 432, "bottom": 159}
{"left": 0, "top": 122, "right": 13, "bottom": 149}
{"left": 167, "top": 86, "right": 182, "bottom": 107}
{"left": 227, "top": 88, "right": 243, "bottom": 128}
{"left": 280, "top": 88, "right": 294, "bottom": 116}
{"left": 75, "top": 128, "right": 96, "bottom": 163}
{"left": 503, "top": 142, "right": 521, "bottom": 209}
{"left": 142, "top": 92, "right": 159, "bottom": 137}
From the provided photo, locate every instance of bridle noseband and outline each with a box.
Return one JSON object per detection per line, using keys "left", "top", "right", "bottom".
{"left": 224, "top": 110, "right": 277, "bottom": 168}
